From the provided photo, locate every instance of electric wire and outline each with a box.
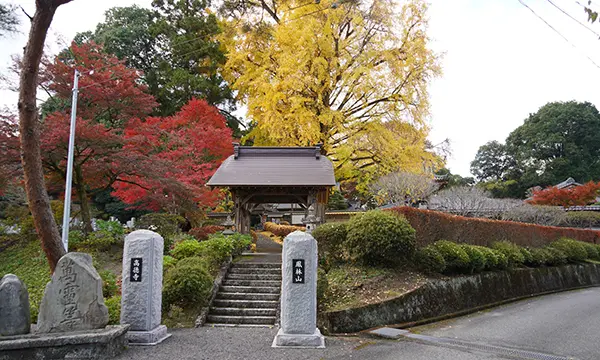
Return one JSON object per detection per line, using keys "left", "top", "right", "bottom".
{"left": 546, "top": 0, "right": 600, "bottom": 38}
{"left": 518, "top": 0, "right": 600, "bottom": 69}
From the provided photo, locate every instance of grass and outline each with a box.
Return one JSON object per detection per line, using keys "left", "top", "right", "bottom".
{"left": 323, "top": 263, "right": 428, "bottom": 312}
{"left": 0, "top": 238, "right": 52, "bottom": 321}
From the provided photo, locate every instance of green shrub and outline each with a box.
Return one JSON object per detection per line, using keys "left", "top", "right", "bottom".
{"left": 95, "top": 220, "right": 124, "bottom": 238}
{"left": 491, "top": 241, "right": 525, "bottom": 268}
{"left": 162, "top": 257, "right": 213, "bottom": 309}
{"left": 473, "top": 246, "right": 497, "bottom": 271}
{"left": 195, "top": 236, "right": 236, "bottom": 272}
{"left": 460, "top": 245, "right": 486, "bottom": 274}
{"left": 137, "top": 213, "right": 185, "bottom": 239}
{"left": 317, "top": 267, "right": 329, "bottom": 311}
{"left": 346, "top": 210, "right": 416, "bottom": 265}
{"left": 580, "top": 242, "right": 600, "bottom": 261}
{"left": 214, "top": 232, "right": 252, "bottom": 256}
{"left": 544, "top": 247, "right": 568, "bottom": 266}
{"left": 527, "top": 248, "right": 550, "bottom": 267}
{"left": 163, "top": 255, "right": 177, "bottom": 273}
{"left": 99, "top": 270, "right": 119, "bottom": 298}
{"left": 519, "top": 247, "right": 533, "bottom": 266}
{"left": 313, "top": 222, "right": 348, "bottom": 261}
{"left": 105, "top": 296, "right": 121, "bottom": 325}
{"left": 68, "top": 230, "right": 86, "bottom": 250}
{"left": 171, "top": 239, "right": 202, "bottom": 259}
{"left": 549, "top": 238, "right": 587, "bottom": 263}
{"left": 166, "top": 233, "right": 196, "bottom": 255}
{"left": 564, "top": 211, "right": 600, "bottom": 228}
{"left": 490, "top": 249, "right": 509, "bottom": 270}
{"left": 432, "top": 240, "right": 470, "bottom": 274}
{"left": 413, "top": 245, "right": 446, "bottom": 273}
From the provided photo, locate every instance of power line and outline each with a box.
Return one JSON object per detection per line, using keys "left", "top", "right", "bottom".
{"left": 546, "top": 0, "right": 600, "bottom": 38}
{"left": 518, "top": 0, "right": 600, "bottom": 69}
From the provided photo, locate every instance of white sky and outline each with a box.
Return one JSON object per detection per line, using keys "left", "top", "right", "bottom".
{"left": 2, "top": 0, "right": 600, "bottom": 177}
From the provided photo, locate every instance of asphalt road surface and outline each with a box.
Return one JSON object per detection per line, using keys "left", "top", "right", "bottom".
{"left": 116, "top": 288, "right": 600, "bottom": 360}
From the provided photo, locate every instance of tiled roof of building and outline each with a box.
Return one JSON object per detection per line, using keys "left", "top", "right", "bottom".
{"left": 207, "top": 144, "right": 336, "bottom": 187}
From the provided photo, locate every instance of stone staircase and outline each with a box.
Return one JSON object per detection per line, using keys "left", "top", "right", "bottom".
{"left": 205, "top": 262, "right": 281, "bottom": 326}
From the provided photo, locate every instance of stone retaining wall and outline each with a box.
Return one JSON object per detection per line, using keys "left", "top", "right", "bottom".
{"left": 321, "top": 264, "right": 600, "bottom": 334}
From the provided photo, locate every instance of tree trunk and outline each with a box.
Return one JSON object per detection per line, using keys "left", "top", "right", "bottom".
{"left": 17, "top": 0, "right": 72, "bottom": 273}
{"left": 74, "top": 166, "right": 93, "bottom": 235}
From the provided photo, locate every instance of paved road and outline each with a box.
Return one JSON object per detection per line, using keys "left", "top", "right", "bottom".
{"left": 415, "top": 287, "right": 600, "bottom": 360}
{"left": 116, "top": 288, "right": 600, "bottom": 360}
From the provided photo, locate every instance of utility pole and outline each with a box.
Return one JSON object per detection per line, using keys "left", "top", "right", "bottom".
{"left": 61, "top": 69, "right": 80, "bottom": 252}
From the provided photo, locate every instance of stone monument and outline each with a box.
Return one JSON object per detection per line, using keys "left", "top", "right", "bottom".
{"left": 120, "top": 230, "right": 170, "bottom": 345}
{"left": 0, "top": 274, "right": 31, "bottom": 336}
{"left": 37, "top": 253, "right": 108, "bottom": 333}
{"left": 272, "top": 231, "right": 325, "bottom": 348}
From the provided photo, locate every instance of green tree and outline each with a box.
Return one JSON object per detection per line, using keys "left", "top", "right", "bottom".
{"left": 506, "top": 101, "right": 600, "bottom": 189}
{"left": 327, "top": 189, "right": 348, "bottom": 210}
{"left": 435, "top": 168, "right": 475, "bottom": 188}
{"left": 470, "top": 141, "right": 514, "bottom": 182}
{"left": 0, "top": 3, "right": 19, "bottom": 37}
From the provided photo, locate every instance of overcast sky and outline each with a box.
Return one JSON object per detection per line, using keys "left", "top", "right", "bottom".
{"left": 2, "top": 0, "right": 600, "bottom": 177}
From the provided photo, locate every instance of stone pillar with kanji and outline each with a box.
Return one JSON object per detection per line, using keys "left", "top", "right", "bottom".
{"left": 272, "top": 231, "right": 325, "bottom": 348}
{"left": 121, "top": 230, "right": 171, "bottom": 345}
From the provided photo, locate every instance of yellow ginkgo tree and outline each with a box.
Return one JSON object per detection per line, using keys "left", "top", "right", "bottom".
{"left": 223, "top": 0, "right": 443, "bottom": 186}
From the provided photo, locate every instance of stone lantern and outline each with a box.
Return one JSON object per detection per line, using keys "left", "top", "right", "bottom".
{"left": 222, "top": 214, "right": 235, "bottom": 236}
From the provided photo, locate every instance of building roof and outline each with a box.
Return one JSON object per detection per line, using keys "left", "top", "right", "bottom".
{"left": 555, "top": 177, "right": 581, "bottom": 189}
{"left": 207, "top": 144, "right": 336, "bottom": 187}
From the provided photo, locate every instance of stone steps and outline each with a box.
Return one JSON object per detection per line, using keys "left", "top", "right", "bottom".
{"left": 215, "top": 292, "right": 279, "bottom": 301}
{"left": 222, "top": 279, "right": 280, "bottom": 287}
{"left": 210, "top": 307, "right": 277, "bottom": 316}
{"left": 205, "top": 262, "right": 281, "bottom": 327}
{"left": 212, "top": 299, "right": 279, "bottom": 308}
{"left": 226, "top": 273, "right": 282, "bottom": 280}
{"left": 206, "top": 315, "right": 278, "bottom": 325}
{"left": 219, "top": 285, "right": 280, "bottom": 294}
{"left": 228, "top": 267, "right": 280, "bottom": 275}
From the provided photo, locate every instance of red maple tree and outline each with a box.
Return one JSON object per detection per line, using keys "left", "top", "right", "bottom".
{"left": 112, "top": 98, "right": 233, "bottom": 212}
{"left": 528, "top": 181, "right": 600, "bottom": 208}
{"left": 40, "top": 42, "right": 157, "bottom": 232}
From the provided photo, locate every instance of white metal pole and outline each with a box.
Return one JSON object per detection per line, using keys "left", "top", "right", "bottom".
{"left": 61, "top": 69, "right": 80, "bottom": 252}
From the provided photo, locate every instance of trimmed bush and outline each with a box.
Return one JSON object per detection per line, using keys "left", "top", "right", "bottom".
{"left": 491, "top": 249, "right": 509, "bottom": 270}
{"left": 391, "top": 207, "right": 600, "bottom": 247}
{"left": 519, "top": 247, "right": 534, "bottom": 266}
{"left": 460, "top": 245, "right": 486, "bottom": 274}
{"left": 564, "top": 211, "right": 600, "bottom": 228}
{"left": 163, "top": 255, "right": 177, "bottom": 273}
{"left": 346, "top": 210, "right": 416, "bottom": 265}
{"left": 105, "top": 296, "right": 121, "bottom": 325}
{"left": 162, "top": 257, "right": 213, "bottom": 309}
{"left": 474, "top": 246, "right": 498, "bottom": 270}
{"left": 432, "top": 240, "right": 470, "bottom": 274}
{"left": 549, "top": 238, "right": 587, "bottom": 263}
{"left": 491, "top": 241, "right": 525, "bottom": 268}
{"left": 413, "top": 246, "right": 446, "bottom": 273}
{"left": 580, "top": 241, "right": 600, "bottom": 261}
{"left": 171, "top": 239, "right": 202, "bottom": 259}
{"left": 528, "top": 248, "right": 550, "bottom": 267}
{"left": 312, "top": 222, "right": 348, "bottom": 261}
{"left": 544, "top": 247, "right": 568, "bottom": 266}
{"left": 264, "top": 222, "right": 305, "bottom": 237}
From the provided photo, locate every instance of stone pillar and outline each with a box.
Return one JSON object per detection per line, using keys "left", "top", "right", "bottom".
{"left": 0, "top": 274, "right": 30, "bottom": 336}
{"left": 272, "top": 231, "right": 325, "bottom": 348}
{"left": 121, "top": 230, "right": 170, "bottom": 345}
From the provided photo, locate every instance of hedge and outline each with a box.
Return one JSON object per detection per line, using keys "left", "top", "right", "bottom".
{"left": 264, "top": 222, "right": 305, "bottom": 237}
{"left": 391, "top": 207, "right": 600, "bottom": 247}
